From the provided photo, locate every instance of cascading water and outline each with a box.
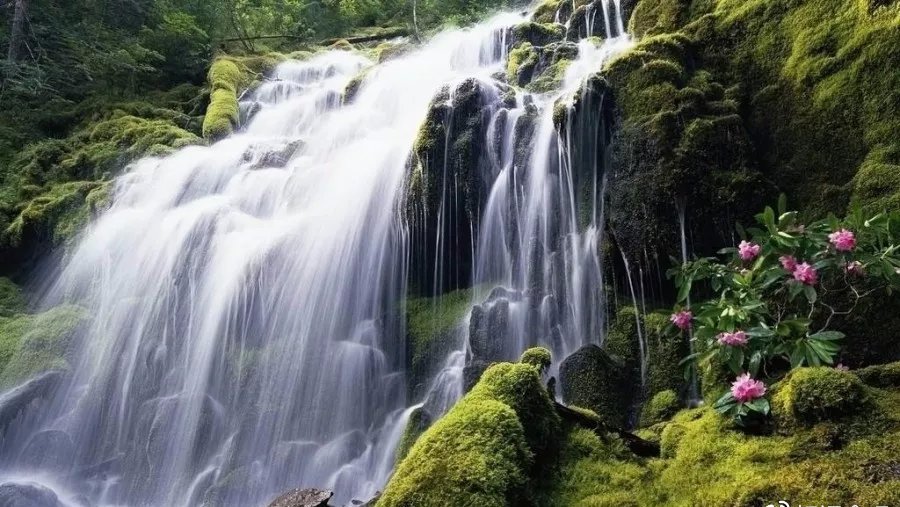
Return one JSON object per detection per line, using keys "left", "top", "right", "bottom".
{"left": 0, "top": 1, "right": 636, "bottom": 505}
{"left": 0, "top": 13, "right": 527, "bottom": 507}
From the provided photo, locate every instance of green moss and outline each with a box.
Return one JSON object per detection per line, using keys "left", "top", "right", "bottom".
{"left": 528, "top": 58, "right": 572, "bottom": 93}
{"left": 533, "top": 0, "right": 563, "bottom": 24}
{"left": 639, "top": 389, "right": 681, "bottom": 428}
{"left": 0, "top": 278, "right": 26, "bottom": 317}
{"left": 0, "top": 304, "right": 88, "bottom": 387}
{"left": 512, "top": 22, "right": 565, "bottom": 48}
{"left": 544, "top": 389, "right": 900, "bottom": 506}
{"left": 380, "top": 362, "right": 560, "bottom": 507}
{"left": 507, "top": 42, "right": 539, "bottom": 86}
{"left": 6, "top": 180, "right": 110, "bottom": 246}
{"left": 202, "top": 55, "right": 281, "bottom": 139}
{"left": 405, "top": 287, "right": 474, "bottom": 396}
{"left": 772, "top": 366, "right": 868, "bottom": 429}
{"left": 559, "top": 344, "right": 632, "bottom": 428}
{"left": 520, "top": 346, "right": 552, "bottom": 372}
{"left": 395, "top": 407, "right": 432, "bottom": 464}
{"left": 628, "top": 0, "right": 691, "bottom": 38}
{"left": 856, "top": 361, "right": 900, "bottom": 389}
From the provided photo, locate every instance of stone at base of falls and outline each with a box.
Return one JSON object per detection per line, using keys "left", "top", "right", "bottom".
{"left": 267, "top": 488, "right": 333, "bottom": 507}
{"left": 559, "top": 344, "right": 633, "bottom": 428}
{"left": 0, "top": 371, "right": 63, "bottom": 431}
{"left": 0, "top": 482, "right": 64, "bottom": 507}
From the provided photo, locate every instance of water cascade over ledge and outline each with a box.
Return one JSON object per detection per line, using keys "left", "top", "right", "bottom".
{"left": 0, "top": 2, "right": 633, "bottom": 505}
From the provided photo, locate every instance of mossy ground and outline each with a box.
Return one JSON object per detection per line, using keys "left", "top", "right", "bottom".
{"left": 543, "top": 367, "right": 900, "bottom": 506}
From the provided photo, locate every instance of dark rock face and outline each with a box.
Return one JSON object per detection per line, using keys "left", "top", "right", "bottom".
{"left": 267, "top": 488, "right": 333, "bottom": 507}
{"left": 406, "top": 78, "right": 502, "bottom": 295}
{"left": 0, "top": 482, "right": 64, "bottom": 507}
{"left": 559, "top": 344, "right": 633, "bottom": 428}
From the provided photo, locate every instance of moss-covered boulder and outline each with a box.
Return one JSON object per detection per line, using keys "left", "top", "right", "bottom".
{"left": 379, "top": 362, "right": 560, "bottom": 507}
{"left": 395, "top": 407, "right": 432, "bottom": 464}
{"left": 639, "top": 389, "right": 681, "bottom": 428}
{"left": 520, "top": 346, "right": 552, "bottom": 372}
{"left": 772, "top": 367, "right": 869, "bottom": 429}
{"left": 856, "top": 361, "right": 900, "bottom": 389}
{"left": 0, "top": 304, "right": 89, "bottom": 388}
{"left": 559, "top": 344, "right": 631, "bottom": 428}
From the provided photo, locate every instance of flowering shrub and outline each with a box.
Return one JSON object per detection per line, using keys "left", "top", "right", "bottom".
{"left": 669, "top": 197, "right": 900, "bottom": 426}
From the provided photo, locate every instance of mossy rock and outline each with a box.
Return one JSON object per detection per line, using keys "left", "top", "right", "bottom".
{"left": 395, "top": 407, "right": 432, "bottom": 464}
{"left": 772, "top": 367, "right": 868, "bottom": 429}
{"left": 639, "top": 389, "right": 681, "bottom": 428}
{"left": 201, "top": 55, "right": 280, "bottom": 139}
{"left": 405, "top": 287, "right": 473, "bottom": 400}
{"left": 520, "top": 346, "right": 552, "bottom": 373}
{"left": 856, "top": 361, "right": 900, "bottom": 389}
{"left": 559, "top": 344, "right": 632, "bottom": 428}
{"left": 511, "top": 22, "right": 565, "bottom": 48}
{"left": 379, "top": 362, "right": 560, "bottom": 506}
{"left": 0, "top": 304, "right": 89, "bottom": 388}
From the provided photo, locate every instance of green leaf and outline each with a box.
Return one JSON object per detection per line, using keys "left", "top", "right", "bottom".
{"left": 777, "top": 194, "right": 788, "bottom": 216}
{"left": 809, "top": 331, "right": 844, "bottom": 342}
{"left": 803, "top": 285, "right": 817, "bottom": 303}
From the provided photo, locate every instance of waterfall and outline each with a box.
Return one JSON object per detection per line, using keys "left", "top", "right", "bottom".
{"left": 0, "top": 13, "right": 526, "bottom": 507}
{"left": 0, "top": 2, "right": 636, "bottom": 505}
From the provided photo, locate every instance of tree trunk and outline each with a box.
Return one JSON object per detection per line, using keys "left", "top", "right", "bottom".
{"left": 7, "top": 0, "right": 28, "bottom": 62}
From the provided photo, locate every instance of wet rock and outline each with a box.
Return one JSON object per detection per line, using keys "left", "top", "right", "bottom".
{"left": 463, "top": 359, "right": 492, "bottom": 393}
{"left": 468, "top": 299, "right": 508, "bottom": 361}
{"left": 559, "top": 344, "right": 632, "bottom": 428}
{"left": 0, "top": 371, "right": 63, "bottom": 431}
{"left": 244, "top": 140, "right": 304, "bottom": 169}
{"left": 19, "top": 429, "right": 75, "bottom": 471}
{"left": 0, "top": 482, "right": 64, "bottom": 507}
{"left": 267, "top": 488, "right": 333, "bottom": 507}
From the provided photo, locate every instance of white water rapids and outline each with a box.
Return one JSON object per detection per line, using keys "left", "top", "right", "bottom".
{"left": 0, "top": 2, "right": 631, "bottom": 505}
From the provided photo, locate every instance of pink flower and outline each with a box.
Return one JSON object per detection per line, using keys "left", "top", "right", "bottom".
{"left": 835, "top": 363, "right": 849, "bottom": 372}
{"left": 779, "top": 255, "right": 798, "bottom": 272}
{"left": 829, "top": 229, "right": 856, "bottom": 251}
{"left": 717, "top": 330, "right": 749, "bottom": 347}
{"left": 670, "top": 310, "right": 693, "bottom": 330}
{"left": 731, "top": 373, "right": 767, "bottom": 403}
{"left": 738, "top": 241, "right": 761, "bottom": 261}
{"left": 792, "top": 262, "right": 818, "bottom": 285}
{"left": 844, "top": 261, "right": 864, "bottom": 277}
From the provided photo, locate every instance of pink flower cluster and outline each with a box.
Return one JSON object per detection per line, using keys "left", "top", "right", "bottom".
{"left": 731, "top": 373, "right": 767, "bottom": 402}
{"left": 792, "top": 262, "right": 818, "bottom": 285}
{"left": 738, "top": 241, "right": 761, "bottom": 261}
{"left": 780, "top": 255, "right": 818, "bottom": 285}
{"left": 717, "top": 330, "right": 748, "bottom": 347}
{"left": 670, "top": 310, "right": 693, "bottom": 330}
{"left": 829, "top": 229, "right": 856, "bottom": 252}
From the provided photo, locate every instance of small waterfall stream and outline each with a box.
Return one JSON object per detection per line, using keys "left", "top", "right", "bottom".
{"left": 0, "top": 2, "right": 636, "bottom": 506}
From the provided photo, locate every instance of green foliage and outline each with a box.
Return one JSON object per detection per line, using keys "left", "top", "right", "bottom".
{"left": 671, "top": 201, "right": 900, "bottom": 425}
{"left": 379, "top": 362, "right": 560, "bottom": 507}
{"left": 0, "top": 304, "right": 88, "bottom": 388}
{"left": 520, "top": 346, "right": 552, "bottom": 372}
{"left": 639, "top": 389, "right": 681, "bottom": 428}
